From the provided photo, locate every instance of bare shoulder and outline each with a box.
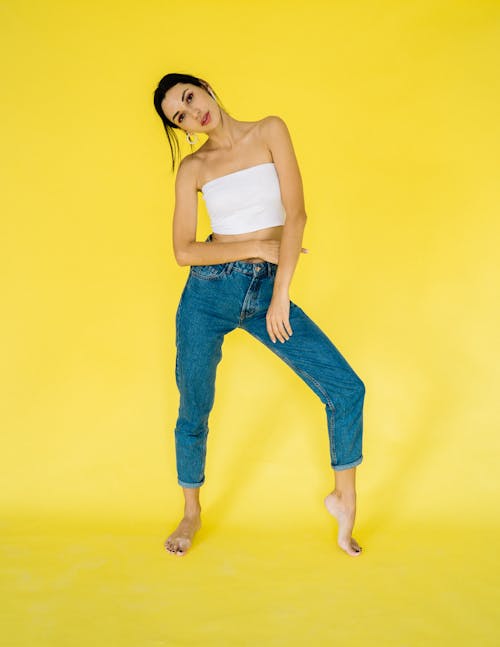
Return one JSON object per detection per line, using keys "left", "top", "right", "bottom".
{"left": 257, "top": 114, "right": 298, "bottom": 165}
{"left": 258, "top": 115, "right": 291, "bottom": 144}
{"left": 175, "top": 153, "right": 202, "bottom": 190}
{"left": 260, "top": 114, "right": 288, "bottom": 128}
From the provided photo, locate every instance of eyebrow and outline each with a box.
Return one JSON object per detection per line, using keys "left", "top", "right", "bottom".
{"left": 172, "top": 88, "right": 188, "bottom": 123}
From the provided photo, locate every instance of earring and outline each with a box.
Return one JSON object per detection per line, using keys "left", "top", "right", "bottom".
{"left": 185, "top": 132, "right": 199, "bottom": 145}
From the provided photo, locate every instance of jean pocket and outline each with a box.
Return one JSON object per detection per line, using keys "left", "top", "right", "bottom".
{"left": 190, "top": 263, "right": 227, "bottom": 280}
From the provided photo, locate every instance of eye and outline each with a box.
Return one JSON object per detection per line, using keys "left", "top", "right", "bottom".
{"left": 178, "top": 92, "right": 193, "bottom": 123}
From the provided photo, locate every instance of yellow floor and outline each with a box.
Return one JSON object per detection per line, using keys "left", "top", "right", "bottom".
{"left": 3, "top": 514, "right": 498, "bottom": 646}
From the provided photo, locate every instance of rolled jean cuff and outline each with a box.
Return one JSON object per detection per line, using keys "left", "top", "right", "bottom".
{"left": 178, "top": 478, "right": 205, "bottom": 488}
{"left": 332, "top": 455, "right": 363, "bottom": 471}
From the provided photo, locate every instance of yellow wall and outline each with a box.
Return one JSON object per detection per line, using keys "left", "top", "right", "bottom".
{"left": 2, "top": 1, "right": 499, "bottom": 644}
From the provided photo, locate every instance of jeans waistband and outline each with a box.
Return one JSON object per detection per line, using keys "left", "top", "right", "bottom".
{"left": 204, "top": 232, "right": 277, "bottom": 277}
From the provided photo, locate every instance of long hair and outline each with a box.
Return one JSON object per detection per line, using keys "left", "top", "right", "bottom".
{"left": 153, "top": 73, "right": 228, "bottom": 173}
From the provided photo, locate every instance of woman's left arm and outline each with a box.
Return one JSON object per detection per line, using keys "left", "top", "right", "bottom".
{"left": 263, "top": 115, "right": 308, "bottom": 344}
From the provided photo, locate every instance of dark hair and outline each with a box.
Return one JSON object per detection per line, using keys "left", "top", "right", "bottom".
{"left": 153, "top": 72, "right": 228, "bottom": 173}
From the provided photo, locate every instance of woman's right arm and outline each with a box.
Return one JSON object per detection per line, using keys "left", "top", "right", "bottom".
{"left": 172, "top": 157, "right": 262, "bottom": 267}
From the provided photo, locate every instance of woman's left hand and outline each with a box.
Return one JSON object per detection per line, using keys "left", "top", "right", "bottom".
{"left": 266, "top": 292, "right": 293, "bottom": 344}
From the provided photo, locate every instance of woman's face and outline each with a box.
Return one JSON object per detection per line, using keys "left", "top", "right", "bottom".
{"left": 161, "top": 83, "right": 217, "bottom": 133}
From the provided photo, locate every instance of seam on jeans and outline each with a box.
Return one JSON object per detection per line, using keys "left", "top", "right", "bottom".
{"left": 189, "top": 268, "right": 227, "bottom": 281}
{"left": 244, "top": 329, "right": 338, "bottom": 463}
{"left": 175, "top": 288, "right": 186, "bottom": 343}
{"left": 327, "top": 407, "right": 337, "bottom": 465}
{"left": 274, "top": 347, "right": 336, "bottom": 411}
{"left": 238, "top": 279, "right": 257, "bottom": 326}
{"left": 175, "top": 278, "right": 191, "bottom": 383}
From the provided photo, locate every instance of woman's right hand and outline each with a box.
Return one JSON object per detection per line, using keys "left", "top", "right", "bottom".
{"left": 257, "top": 240, "right": 309, "bottom": 265}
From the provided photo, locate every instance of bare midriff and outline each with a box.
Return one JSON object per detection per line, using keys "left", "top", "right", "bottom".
{"left": 211, "top": 224, "right": 283, "bottom": 263}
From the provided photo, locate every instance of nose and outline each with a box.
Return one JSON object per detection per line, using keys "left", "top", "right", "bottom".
{"left": 190, "top": 107, "right": 202, "bottom": 121}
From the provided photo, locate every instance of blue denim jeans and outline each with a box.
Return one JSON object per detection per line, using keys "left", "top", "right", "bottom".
{"left": 174, "top": 234, "right": 365, "bottom": 488}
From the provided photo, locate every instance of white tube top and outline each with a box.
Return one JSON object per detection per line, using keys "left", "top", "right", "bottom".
{"left": 200, "top": 162, "right": 286, "bottom": 235}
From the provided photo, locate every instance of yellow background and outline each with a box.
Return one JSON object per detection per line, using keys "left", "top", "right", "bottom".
{"left": 2, "top": 0, "right": 499, "bottom": 644}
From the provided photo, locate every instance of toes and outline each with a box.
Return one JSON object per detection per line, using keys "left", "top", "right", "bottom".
{"left": 165, "top": 538, "right": 177, "bottom": 553}
{"left": 175, "top": 541, "right": 189, "bottom": 556}
{"left": 167, "top": 543, "right": 182, "bottom": 555}
{"left": 347, "top": 541, "right": 362, "bottom": 555}
{"left": 165, "top": 536, "right": 191, "bottom": 556}
{"left": 351, "top": 538, "right": 362, "bottom": 552}
{"left": 338, "top": 539, "right": 362, "bottom": 556}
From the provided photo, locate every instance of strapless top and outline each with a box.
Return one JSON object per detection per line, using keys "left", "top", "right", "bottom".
{"left": 200, "top": 162, "right": 286, "bottom": 235}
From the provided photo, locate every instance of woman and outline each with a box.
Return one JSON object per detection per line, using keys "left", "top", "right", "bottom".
{"left": 153, "top": 73, "right": 365, "bottom": 557}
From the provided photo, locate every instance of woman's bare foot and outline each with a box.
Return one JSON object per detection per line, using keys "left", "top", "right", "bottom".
{"left": 324, "top": 491, "right": 362, "bottom": 556}
{"left": 164, "top": 514, "right": 201, "bottom": 556}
